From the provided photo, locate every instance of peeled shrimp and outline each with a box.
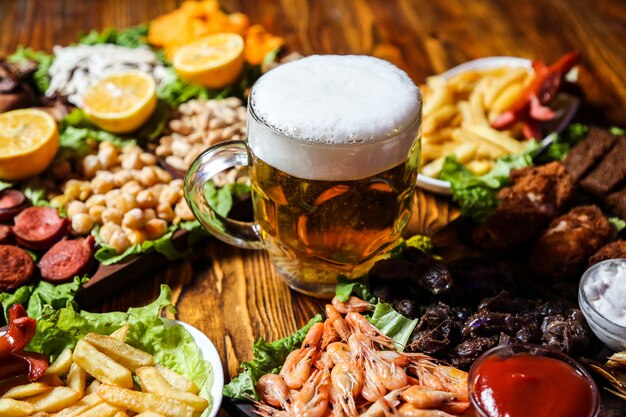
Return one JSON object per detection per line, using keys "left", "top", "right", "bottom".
{"left": 331, "top": 295, "right": 374, "bottom": 314}
{"left": 257, "top": 373, "right": 292, "bottom": 410}
{"left": 281, "top": 323, "right": 324, "bottom": 389}
{"left": 292, "top": 370, "right": 329, "bottom": 417}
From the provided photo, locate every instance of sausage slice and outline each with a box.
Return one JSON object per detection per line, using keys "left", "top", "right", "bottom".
{"left": 0, "top": 189, "right": 28, "bottom": 222}
{"left": 38, "top": 236, "right": 95, "bottom": 282}
{"left": 0, "top": 224, "right": 12, "bottom": 244}
{"left": 0, "top": 245, "right": 34, "bottom": 291}
{"left": 13, "top": 207, "right": 68, "bottom": 250}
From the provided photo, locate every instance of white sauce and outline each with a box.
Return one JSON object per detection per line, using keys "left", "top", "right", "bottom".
{"left": 584, "top": 259, "right": 626, "bottom": 327}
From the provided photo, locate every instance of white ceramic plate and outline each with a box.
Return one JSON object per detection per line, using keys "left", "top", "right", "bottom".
{"left": 164, "top": 319, "right": 224, "bottom": 417}
{"left": 415, "top": 56, "right": 580, "bottom": 195}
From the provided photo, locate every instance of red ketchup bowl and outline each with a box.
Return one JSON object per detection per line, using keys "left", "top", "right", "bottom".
{"left": 468, "top": 344, "right": 599, "bottom": 417}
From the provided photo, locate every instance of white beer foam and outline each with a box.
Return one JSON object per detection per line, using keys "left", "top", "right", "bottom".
{"left": 248, "top": 55, "right": 421, "bottom": 181}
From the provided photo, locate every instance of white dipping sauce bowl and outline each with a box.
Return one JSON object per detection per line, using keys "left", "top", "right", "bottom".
{"left": 579, "top": 259, "right": 626, "bottom": 351}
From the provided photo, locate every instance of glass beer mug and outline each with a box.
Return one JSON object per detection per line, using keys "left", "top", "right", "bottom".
{"left": 184, "top": 55, "right": 422, "bottom": 297}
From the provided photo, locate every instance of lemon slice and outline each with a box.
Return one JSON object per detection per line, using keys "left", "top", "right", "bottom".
{"left": 173, "top": 33, "right": 245, "bottom": 89}
{"left": 0, "top": 109, "right": 59, "bottom": 181}
{"left": 82, "top": 71, "right": 157, "bottom": 133}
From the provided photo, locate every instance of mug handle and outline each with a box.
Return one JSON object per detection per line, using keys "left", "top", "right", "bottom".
{"left": 184, "top": 140, "right": 264, "bottom": 250}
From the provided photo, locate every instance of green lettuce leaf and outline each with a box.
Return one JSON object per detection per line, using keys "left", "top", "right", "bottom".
{"left": 20, "top": 178, "right": 51, "bottom": 207}
{"left": 223, "top": 315, "right": 323, "bottom": 400}
{"left": 78, "top": 25, "right": 149, "bottom": 49}
{"left": 369, "top": 303, "right": 418, "bottom": 349}
{"left": 27, "top": 285, "right": 214, "bottom": 415}
{"left": 533, "top": 123, "right": 588, "bottom": 164}
{"left": 0, "top": 275, "right": 86, "bottom": 325}
{"left": 335, "top": 275, "right": 375, "bottom": 303}
{"left": 7, "top": 46, "right": 54, "bottom": 92}
{"left": 441, "top": 151, "right": 535, "bottom": 222}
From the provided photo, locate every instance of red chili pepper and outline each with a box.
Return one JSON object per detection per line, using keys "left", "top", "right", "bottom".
{"left": 0, "top": 304, "right": 48, "bottom": 381}
{"left": 492, "top": 51, "right": 581, "bottom": 135}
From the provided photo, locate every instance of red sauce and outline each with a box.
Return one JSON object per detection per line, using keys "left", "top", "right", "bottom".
{"left": 471, "top": 353, "right": 596, "bottom": 417}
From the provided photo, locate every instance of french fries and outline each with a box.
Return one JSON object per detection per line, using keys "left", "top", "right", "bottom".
{"left": 0, "top": 325, "right": 208, "bottom": 417}
{"left": 420, "top": 65, "right": 534, "bottom": 178}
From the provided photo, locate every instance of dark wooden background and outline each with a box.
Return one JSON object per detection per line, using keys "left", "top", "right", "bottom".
{"left": 1, "top": 0, "right": 626, "bottom": 414}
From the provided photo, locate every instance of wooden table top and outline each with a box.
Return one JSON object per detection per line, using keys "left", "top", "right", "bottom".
{"left": 2, "top": 0, "right": 626, "bottom": 414}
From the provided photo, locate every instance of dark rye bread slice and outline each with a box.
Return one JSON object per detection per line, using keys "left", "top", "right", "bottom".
{"left": 605, "top": 186, "right": 626, "bottom": 220}
{"left": 563, "top": 126, "right": 619, "bottom": 181}
{"left": 580, "top": 136, "right": 626, "bottom": 198}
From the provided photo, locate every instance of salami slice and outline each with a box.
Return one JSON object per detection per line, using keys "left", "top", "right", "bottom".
{"left": 0, "top": 245, "right": 35, "bottom": 291}
{"left": 13, "top": 207, "right": 68, "bottom": 250}
{"left": 0, "top": 189, "right": 28, "bottom": 222}
{"left": 38, "top": 236, "right": 95, "bottom": 282}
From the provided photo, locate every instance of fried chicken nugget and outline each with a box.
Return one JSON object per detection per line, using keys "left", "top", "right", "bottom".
{"left": 474, "top": 162, "right": 575, "bottom": 251}
{"left": 530, "top": 205, "right": 613, "bottom": 280}
{"left": 589, "top": 240, "right": 626, "bottom": 267}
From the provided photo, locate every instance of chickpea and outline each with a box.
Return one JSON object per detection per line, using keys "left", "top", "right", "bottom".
{"left": 66, "top": 201, "right": 88, "bottom": 219}
{"left": 109, "top": 230, "right": 131, "bottom": 253}
{"left": 111, "top": 194, "right": 136, "bottom": 212}
{"left": 171, "top": 140, "right": 192, "bottom": 158}
{"left": 122, "top": 208, "right": 146, "bottom": 229}
{"left": 159, "top": 186, "right": 181, "bottom": 206}
{"left": 143, "top": 208, "right": 157, "bottom": 221}
{"left": 112, "top": 169, "right": 133, "bottom": 187}
{"left": 120, "top": 181, "right": 142, "bottom": 197}
{"left": 170, "top": 179, "right": 184, "bottom": 191}
{"left": 99, "top": 222, "right": 121, "bottom": 244}
{"left": 136, "top": 189, "right": 157, "bottom": 208}
{"left": 50, "top": 195, "right": 70, "bottom": 209}
{"left": 139, "top": 152, "right": 157, "bottom": 166}
{"left": 91, "top": 174, "right": 115, "bottom": 195}
{"left": 155, "top": 168, "right": 172, "bottom": 184}
{"left": 123, "top": 227, "right": 147, "bottom": 246}
{"left": 78, "top": 182, "right": 92, "bottom": 201}
{"left": 63, "top": 179, "right": 83, "bottom": 200}
{"left": 104, "top": 189, "right": 121, "bottom": 207}
{"left": 121, "top": 144, "right": 142, "bottom": 155}
{"left": 88, "top": 204, "right": 106, "bottom": 224}
{"left": 145, "top": 219, "right": 168, "bottom": 240}
{"left": 120, "top": 152, "right": 142, "bottom": 170}
{"left": 98, "top": 142, "right": 119, "bottom": 169}
{"left": 175, "top": 199, "right": 195, "bottom": 221}
{"left": 71, "top": 213, "right": 94, "bottom": 235}
{"left": 50, "top": 160, "right": 71, "bottom": 179}
{"left": 85, "top": 194, "right": 106, "bottom": 209}
{"left": 101, "top": 208, "right": 123, "bottom": 225}
{"left": 81, "top": 154, "right": 101, "bottom": 178}
{"left": 138, "top": 166, "right": 159, "bottom": 187}
{"left": 157, "top": 203, "right": 175, "bottom": 222}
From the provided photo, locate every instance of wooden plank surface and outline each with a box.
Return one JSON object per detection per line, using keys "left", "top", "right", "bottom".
{"left": 1, "top": 1, "right": 626, "bottom": 415}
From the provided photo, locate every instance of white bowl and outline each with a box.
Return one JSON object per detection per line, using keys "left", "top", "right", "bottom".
{"left": 579, "top": 259, "right": 626, "bottom": 351}
{"left": 167, "top": 319, "right": 224, "bottom": 417}
{"left": 415, "top": 56, "right": 580, "bottom": 195}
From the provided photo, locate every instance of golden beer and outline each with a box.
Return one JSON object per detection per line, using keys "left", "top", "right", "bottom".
{"left": 184, "top": 54, "right": 422, "bottom": 297}
{"left": 250, "top": 145, "right": 419, "bottom": 288}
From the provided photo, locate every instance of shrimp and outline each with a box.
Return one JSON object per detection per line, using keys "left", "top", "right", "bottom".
{"left": 257, "top": 373, "right": 293, "bottom": 410}
{"left": 253, "top": 402, "right": 289, "bottom": 417}
{"left": 359, "top": 389, "right": 405, "bottom": 417}
{"left": 397, "top": 404, "right": 457, "bottom": 417}
{"left": 321, "top": 318, "right": 340, "bottom": 349}
{"left": 401, "top": 385, "right": 459, "bottom": 409}
{"left": 344, "top": 312, "right": 395, "bottom": 348}
{"left": 408, "top": 363, "right": 468, "bottom": 402}
{"left": 377, "top": 350, "right": 411, "bottom": 367}
{"left": 292, "top": 370, "right": 330, "bottom": 417}
{"left": 349, "top": 333, "right": 407, "bottom": 392}
{"left": 331, "top": 296, "right": 374, "bottom": 314}
{"left": 281, "top": 323, "right": 325, "bottom": 389}
{"left": 326, "top": 342, "right": 352, "bottom": 366}
{"left": 325, "top": 304, "right": 351, "bottom": 340}
{"left": 348, "top": 334, "right": 387, "bottom": 402}
{"left": 330, "top": 361, "right": 363, "bottom": 416}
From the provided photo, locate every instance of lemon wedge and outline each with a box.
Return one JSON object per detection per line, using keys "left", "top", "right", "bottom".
{"left": 173, "top": 33, "right": 245, "bottom": 89}
{"left": 0, "top": 109, "right": 59, "bottom": 181}
{"left": 82, "top": 71, "right": 157, "bottom": 133}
